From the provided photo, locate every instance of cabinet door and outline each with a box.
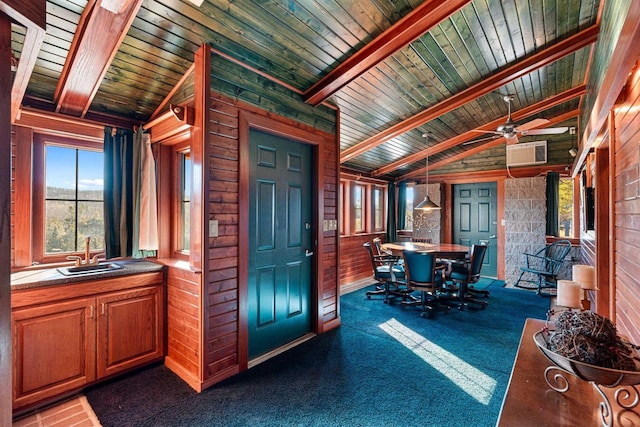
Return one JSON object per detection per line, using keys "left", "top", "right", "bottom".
{"left": 96, "top": 285, "right": 164, "bottom": 378}
{"left": 13, "top": 297, "right": 96, "bottom": 409}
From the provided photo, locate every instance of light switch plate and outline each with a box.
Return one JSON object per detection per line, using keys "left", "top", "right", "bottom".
{"left": 209, "top": 219, "right": 218, "bottom": 237}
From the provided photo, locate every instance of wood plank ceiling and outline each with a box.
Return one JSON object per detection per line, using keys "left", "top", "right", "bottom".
{"left": 10, "top": 0, "right": 601, "bottom": 181}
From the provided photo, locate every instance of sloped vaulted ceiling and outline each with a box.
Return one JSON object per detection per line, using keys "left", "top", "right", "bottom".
{"left": 13, "top": 0, "right": 601, "bottom": 180}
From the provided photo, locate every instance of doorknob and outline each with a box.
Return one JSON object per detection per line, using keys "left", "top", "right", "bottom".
{"left": 489, "top": 235, "right": 497, "bottom": 239}
{"left": 305, "top": 249, "right": 314, "bottom": 257}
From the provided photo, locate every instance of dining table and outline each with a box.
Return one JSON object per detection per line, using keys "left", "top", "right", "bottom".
{"left": 380, "top": 241, "right": 470, "bottom": 260}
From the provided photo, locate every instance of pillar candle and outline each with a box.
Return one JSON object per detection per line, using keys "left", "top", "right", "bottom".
{"left": 557, "top": 280, "right": 581, "bottom": 309}
{"left": 573, "top": 265, "right": 596, "bottom": 290}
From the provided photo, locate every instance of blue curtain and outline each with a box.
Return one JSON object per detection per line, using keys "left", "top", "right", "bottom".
{"left": 546, "top": 172, "right": 559, "bottom": 236}
{"left": 397, "top": 181, "right": 407, "bottom": 231}
{"left": 385, "top": 181, "right": 397, "bottom": 243}
{"left": 104, "top": 127, "right": 134, "bottom": 259}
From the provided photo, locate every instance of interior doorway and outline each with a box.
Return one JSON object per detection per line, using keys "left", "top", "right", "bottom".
{"left": 247, "top": 129, "right": 313, "bottom": 359}
{"left": 452, "top": 182, "right": 498, "bottom": 277}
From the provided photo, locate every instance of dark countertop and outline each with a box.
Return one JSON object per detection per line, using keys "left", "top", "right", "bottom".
{"left": 11, "top": 259, "right": 165, "bottom": 291}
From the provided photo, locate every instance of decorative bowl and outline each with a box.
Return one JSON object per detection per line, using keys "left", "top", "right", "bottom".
{"left": 533, "top": 331, "right": 640, "bottom": 387}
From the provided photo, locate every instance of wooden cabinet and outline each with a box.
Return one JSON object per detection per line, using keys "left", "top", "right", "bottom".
{"left": 13, "top": 297, "right": 96, "bottom": 410}
{"left": 96, "top": 286, "right": 163, "bottom": 378}
{"left": 12, "top": 272, "right": 164, "bottom": 411}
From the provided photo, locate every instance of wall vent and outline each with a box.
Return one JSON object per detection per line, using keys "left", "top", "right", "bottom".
{"left": 506, "top": 140, "right": 547, "bottom": 167}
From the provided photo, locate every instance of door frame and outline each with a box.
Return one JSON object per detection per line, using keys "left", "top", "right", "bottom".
{"left": 238, "top": 111, "right": 324, "bottom": 369}
{"left": 442, "top": 176, "right": 506, "bottom": 280}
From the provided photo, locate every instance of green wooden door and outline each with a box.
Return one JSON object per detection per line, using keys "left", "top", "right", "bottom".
{"left": 452, "top": 182, "right": 498, "bottom": 277}
{"left": 248, "top": 129, "right": 313, "bottom": 359}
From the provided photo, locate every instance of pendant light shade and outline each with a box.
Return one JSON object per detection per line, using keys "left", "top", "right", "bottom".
{"left": 416, "top": 132, "right": 440, "bottom": 211}
{"left": 415, "top": 194, "right": 440, "bottom": 211}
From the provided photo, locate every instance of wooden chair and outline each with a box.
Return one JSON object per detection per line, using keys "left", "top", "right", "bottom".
{"left": 372, "top": 237, "right": 403, "bottom": 265}
{"left": 514, "top": 240, "right": 572, "bottom": 295}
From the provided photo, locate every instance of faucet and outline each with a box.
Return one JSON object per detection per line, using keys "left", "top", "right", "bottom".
{"left": 66, "top": 236, "right": 103, "bottom": 266}
{"left": 84, "top": 236, "right": 91, "bottom": 264}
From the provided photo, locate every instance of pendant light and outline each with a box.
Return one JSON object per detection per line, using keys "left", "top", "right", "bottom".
{"left": 415, "top": 132, "right": 441, "bottom": 211}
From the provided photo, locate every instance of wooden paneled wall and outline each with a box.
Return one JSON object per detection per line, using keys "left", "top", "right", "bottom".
{"left": 183, "top": 46, "right": 340, "bottom": 388}
{"left": 163, "top": 265, "right": 203, "bottom": 391}
{"left": 10, "top": 128, "right": 15, "bottom": 267}
{"left": 612, "top": 67, "right": 640, "bottom": 344}
{"left": 201, "top": 91, "right": 339, "bottom": 381}
{"left": 339, "top": 233, "right": 385, "bottom": 285}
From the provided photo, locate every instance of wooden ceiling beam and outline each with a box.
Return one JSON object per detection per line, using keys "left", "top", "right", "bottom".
{"left": 372, "top": 85, "right": 586, "bottom": 176}
{"left": 340, "top": 24, "right": 599, "bottom": 163}
{"left": 21, "top": 94, "right": 140, "bottom": 129}
{"left": 1, "top": 0, "right": 46, "bottom": 123}
{"left": 428, "top": 164, "right": 570, "bottom": 182}
{"left": 54, "top": 0, "right": 144, "bottom": 117}
{"left": 15, "top": 107, "right": 104, "bottom": 141}
{"left": 303, "top": 0, "right": 472, "bottom": 105}
{"left": 399, "top": 109, "right": 580, "bottom": 182}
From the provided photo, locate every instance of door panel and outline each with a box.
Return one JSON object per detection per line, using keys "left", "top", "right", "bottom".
{"left": 248, "top": 129, "right": 312, "bottom": 359}
{"left": 453, "top": 182, "right": 498, "bottom": 277}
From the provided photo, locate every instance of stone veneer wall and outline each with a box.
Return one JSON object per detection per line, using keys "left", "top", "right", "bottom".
{"left": 505, "top": 177, "right": 548, "bottom": 285}
{"left": 412, "top": 183, "right": 442, "bottom": 244}
{"left": 505, "top": 176, "right": 579, "bottom": 286}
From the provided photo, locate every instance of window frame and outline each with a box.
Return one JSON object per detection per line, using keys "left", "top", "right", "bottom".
{"left": 32, "top": 134, "right": 105, "bottom": 264}
{"left": 557, "top": 177, "right": 576, "bottom": 238}
{"left": 340, "top": 177, "right": 387, "bottom": 236}
{"left": 352, "top": 182, "right": 366, "bottom": 234}
{"left": 372, "top": 185, "right": 385, "bottom": 232}
{"left": 173, "top": 143, "right": 191, "bottom": 257}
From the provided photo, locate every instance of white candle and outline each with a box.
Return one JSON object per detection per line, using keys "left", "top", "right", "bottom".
{"left": 573, "top": 265, "right": 596, "bottom": 290}
{"left": 557, "top": 280, "right": 582, "bottom": 309}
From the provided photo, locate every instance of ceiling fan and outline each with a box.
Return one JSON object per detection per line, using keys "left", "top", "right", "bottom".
{"left": 465, "top": 94, "right": 568, "bottom": 145}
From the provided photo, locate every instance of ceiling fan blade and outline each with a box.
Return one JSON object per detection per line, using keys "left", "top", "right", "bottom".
{"left": 470, "top": 129, "right": 502, "bottom": 135}
{"left": 462, "top": 135, "right": 500, "bottom": 145}
{"left": 505, "top": 133, "right": 519, "bottom": 145}
{"left": 516, "top": 118, "right": 550, "bottom": 131}
{"left": 520, "top": 127, "right": 569, "bottom": 136}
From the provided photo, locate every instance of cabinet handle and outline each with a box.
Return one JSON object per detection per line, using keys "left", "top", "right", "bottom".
{"left": 101, "top": 303, "right": 105, "bottom": 316}
{"left": 89, "top": 305, "right": 94, "bottom": 318}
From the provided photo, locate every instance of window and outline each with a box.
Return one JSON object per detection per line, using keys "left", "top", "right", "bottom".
{"left": 179, "top": 151, "right": 191, "bottom": 252}
{"left": 404, "top": 185, "right": 414, "bottom": 231}
{"left": 339, "top": 181, "right": 346, "bottom": 235}
{"left": 373, "top": 186, "right": 384, "bottom": 231}
{"left": 340, "top": 178, "right": 387, "bottom": 235}
{"left": 558, "top": 178, "right": 574, "bottom": 237}
{"left": 353, "top": 184, "right": 365, "bottom": 233}
{"left": 44, "top": 144, "right": 104, "bottom": 254}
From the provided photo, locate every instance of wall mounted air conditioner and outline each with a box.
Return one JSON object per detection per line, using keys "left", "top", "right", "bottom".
{"left": 506, "top": 140, "right": 547, "bottom": 167}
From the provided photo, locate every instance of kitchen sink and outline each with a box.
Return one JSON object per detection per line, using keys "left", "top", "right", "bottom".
{"left": 57, "top": 262, "right": 123, "bottom": 276}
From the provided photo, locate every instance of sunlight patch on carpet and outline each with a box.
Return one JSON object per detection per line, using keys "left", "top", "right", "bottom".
{"left": 379, "top": 318, "right": 496, "bottom": 405}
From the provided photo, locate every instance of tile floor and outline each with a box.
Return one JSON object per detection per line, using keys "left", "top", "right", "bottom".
{"left": 12, "top": 396, "right": 101, "bottom": 427}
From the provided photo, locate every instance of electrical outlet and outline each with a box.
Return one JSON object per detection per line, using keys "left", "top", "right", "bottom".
{"left": 209, "top": 219, "right": 218, "bottom": 237}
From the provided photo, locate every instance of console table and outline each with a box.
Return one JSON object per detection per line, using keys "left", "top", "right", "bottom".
{"left": 497, "top": 318, "right": 639, "bottom": 426}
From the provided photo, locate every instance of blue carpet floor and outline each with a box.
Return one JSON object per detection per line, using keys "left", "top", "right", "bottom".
{"left": 86, "top": 280, "right": 550, "bottom": 426}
